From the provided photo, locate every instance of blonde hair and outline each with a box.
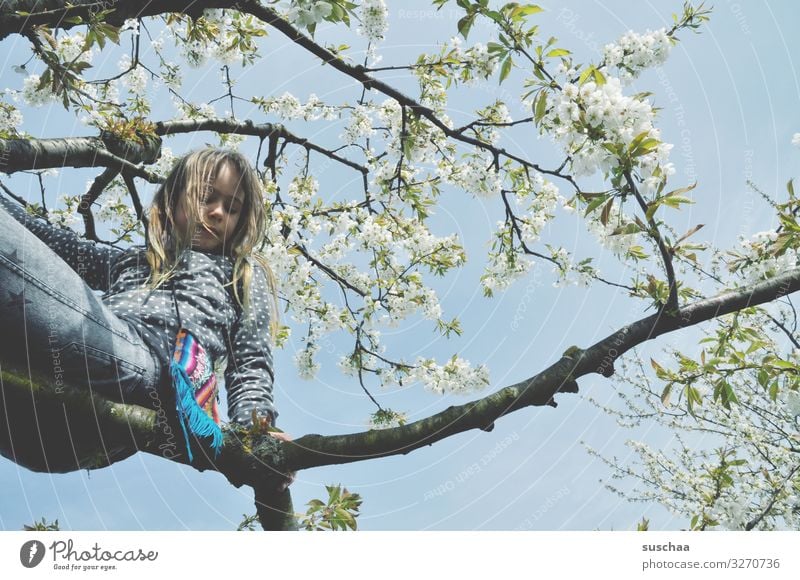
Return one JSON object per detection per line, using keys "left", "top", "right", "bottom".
{"left": 145, "top": 148, "right": 278, "bottom": 335}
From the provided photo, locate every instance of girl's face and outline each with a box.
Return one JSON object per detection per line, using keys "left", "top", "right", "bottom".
{"left": 175, "top": 162, "right": 245, "bottom": 254}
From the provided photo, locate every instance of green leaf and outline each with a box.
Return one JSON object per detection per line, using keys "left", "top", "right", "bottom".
{"left": 487, "top": 41, "right": 505, "bottom": 54}
{"left": 674, "top": 224, "right": 704, "bottom": 246}
{"left": 610, "top": 223, "right": 642, "bottom": 236}
{"left": 72, "top": 61, "right": 92, "bottom": 73}
{"left": 578, "top": 66, "right": 594, "bottom": 85}
{"left": 650, "top": 358, "right": 667, "bottom": 378}
{"left": 534, "top": 89, "right": 548, "bottom": 123}
{"left": 499, "top": 55, "right": 512, "bottom": 83}
{"left": 583, "top": 193, "right": 610, "bottom": 217}
{"left": 645, "top": 200, "right": 661, "bottom": 222}
{"left": 630, "top": 137, "right": 660, "bottom": 157}
{"left": 401, "top": 133, "right": 413, "bottom": 158}
{"left": 714, "top": 380, "right": 738, "bottom": 408}
{"left": 329, "top": 3, "right": 344, "bottom": 21}
{"left": 599, "top": 197, "right": 613, "bottom": 226}
{"left": 770, "top": 359, "right": 797, "bottom": 370}
{"left": 457, "top": 14, "right": 476, "bottom": 39}
{"left": 686, "top": 384, "right": 703, "bottom": 415}
{"left": 628, "top": 131, "right": 650, "bottom": 151}
{"left": 661, "top": 384, "right": 672, "bottom": 407}
{"left": 661, "top": 195, "right": 694, "bottom": 209}
{"left": 511, "top": 5, "right": 544, "bottom": 17}
{"left": 96, "top": 22, "right": 120, "bottom": 45}
{"left": 638, "top": 138, "right": 659, "bottom": 151}
{"left": 545, "top": 48, "right": 571, "bottom": 57}
{"left": 37, "top": 68, "right": 52, "bottom": 92}
{"left": 769, "top": 380, "right": 779, "bottom": 401}
{"left": 626, "top": 245, "right": 648, "bottom": 260}
{"left": 328, "top": 484, "right": 342, "bottom": 503}
{"left": 664, "top": 182, "right": 697, "bottom": 198}
{"left": 592, "top": 68, "right": 606, "bottom": 85}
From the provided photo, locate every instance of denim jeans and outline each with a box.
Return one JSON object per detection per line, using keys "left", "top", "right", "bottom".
{"left": 0, "top": 203, "right": 162, "bottom": 409}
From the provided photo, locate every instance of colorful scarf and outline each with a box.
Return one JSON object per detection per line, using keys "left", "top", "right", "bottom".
{"left": 169, "top": 288, "right": 223, "bottom": 462}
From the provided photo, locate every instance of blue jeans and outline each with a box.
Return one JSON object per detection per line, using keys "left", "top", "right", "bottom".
{"left": 0, "top": 204, "right": 163, "bottom": 409}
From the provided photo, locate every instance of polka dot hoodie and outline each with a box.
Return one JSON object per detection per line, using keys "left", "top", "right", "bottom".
{"left": 1, "top": 194, "right": 276, "bottom": 427}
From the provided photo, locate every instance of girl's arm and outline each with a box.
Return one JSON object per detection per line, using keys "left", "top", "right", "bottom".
{"left": 224, "top": 263, "right": 278, "bottom": 427}
{"left": 0, "top": 193, "right": 122, "bottom": 291}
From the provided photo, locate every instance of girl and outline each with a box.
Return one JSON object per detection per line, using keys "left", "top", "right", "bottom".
{"left": 0, "top": 148, "right": 289, "bottom": 473}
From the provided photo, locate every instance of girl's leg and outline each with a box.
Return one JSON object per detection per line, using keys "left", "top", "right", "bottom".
{"left": 0, "top": 204, "right": 161, "bottom": 408}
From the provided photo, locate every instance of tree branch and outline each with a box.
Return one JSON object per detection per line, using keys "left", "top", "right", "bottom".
{"left": 4, "top": 267, "right": 799, "bottom": 477}
{"left": 0, "top": 0, "right": 233, "bottom": 41}
{"left": 0, "top": 136, "right": 162, "bottom": 181}
{"left": 283, "top": 267, "right": 800, "bottom": 469}
{"left": 78, "top": 166, "right": 118, "bottom": 241}
{"left": 0, "top": 360, "right": 296, "bottom": 530}
{"left": 237, "top": 1, "right": 571, "bottom": 182}
{"left": 624, "top": 170, "right": 679, "bottom": 310}
{"left": 3, "top": 0, "right": 571, "bottom": 182}
{"left": 155, "top": 118, "right": 368, "bottom": 176}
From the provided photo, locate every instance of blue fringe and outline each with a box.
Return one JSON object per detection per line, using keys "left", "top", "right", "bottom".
{"left": 170, "top": 360, "right": 223, "bottom": 463}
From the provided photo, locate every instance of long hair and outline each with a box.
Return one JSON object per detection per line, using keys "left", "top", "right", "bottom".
{"left": 145, "top": 148, "right": 278, "bottom": 335}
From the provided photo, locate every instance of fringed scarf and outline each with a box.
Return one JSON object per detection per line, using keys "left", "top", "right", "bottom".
{"left": 169, "top": 285, "right": 223, "bottom": 462}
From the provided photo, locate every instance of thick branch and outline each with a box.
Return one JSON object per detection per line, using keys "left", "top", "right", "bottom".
{"left": 0, "top": 360, "right": 296, "bottom": 530}
{"left": 0, "top": 136, "right": 162, "bottom": 181}
{"left": 0, "top": 0, "right": 233, "bottom": 40}
{"left": 4, "top": 268, "right": 799, "bottom": 480}
{"left": 283, "top": 267, "right": 800, "bottom": 469}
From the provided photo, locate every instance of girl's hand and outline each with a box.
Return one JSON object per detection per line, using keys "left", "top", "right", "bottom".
{"left": 254, "top": 414, "right": 296, "bottom": 492}
{"left": 267, "top": 430, "right": 293, "bottom": 443}
{"left": 267, "top": 430, "right": 295, "bottom": 492}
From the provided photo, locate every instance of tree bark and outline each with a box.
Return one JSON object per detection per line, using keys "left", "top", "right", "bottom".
{"left": 0, "top": 135, "right": 162, "bottom": 178}
{"left": 0, "top": 0, "right": 233, "bottom": 41}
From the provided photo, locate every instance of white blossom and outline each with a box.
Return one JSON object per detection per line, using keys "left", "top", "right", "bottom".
{"left": 585, "top": 201, "right": 640, "bottom": 257}
{"left": 257, "top": 92, "right": 338, "bottom": 121}
{"left": 21, "top": 74, "right": 56, "bottom": 107}
{"left": 538, "top": 75, "right": 665, "bottom": 179}
{"left": 294, "top": 344, "right": 321, "bottom": 379}
{"left": 0, "top": 102, "right": 23, "bottom": 133}
{"left": 283, "top": 0, "right": 332, "bottom": 27}
{"left": 358, "top": 0, "right": 389, "bottom": 42}
{"left": 410, "top": 356, "right": 490, "bottom": 395}
{"left": 342, "top": 104, "right": 376, "bottom": 144}
{"left": 56, "top": 32, "right": 92, "bottom": 63}
{"left": 118, "top": 55, "right": 148, "bottom": 96}
{"left": 731, "top": 230, "right": 798, "bottom": 284}
{"left": 288, "top": 175, "right": 319, "bottom": 205}
{"left": 602, "top": 28, "right": 672, "bottom": 84}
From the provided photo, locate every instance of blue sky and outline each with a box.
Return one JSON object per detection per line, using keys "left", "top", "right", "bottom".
{"left": 1, "top": 0, "right": 799, "bottom": 530}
